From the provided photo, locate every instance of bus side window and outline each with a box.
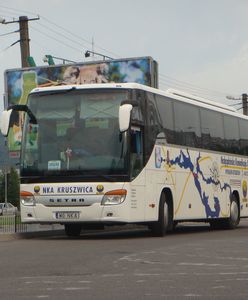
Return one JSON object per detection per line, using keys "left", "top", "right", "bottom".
{"left": 155, "top": 96, "right": 175, "bottom": 144}
{"left": 223, "top": 115, "right": 240, "bottom": 154}
{"left": 200, "top": 109, "right": 225, "bottom": 152}
{"left": 174, "top": 102, "right": 201, "bottom": 148}
{"left": 146, "top": 92, "right": 162, "bottom": 158}
{"left": 239, "top": 119, "right": 248, "bottom": 155}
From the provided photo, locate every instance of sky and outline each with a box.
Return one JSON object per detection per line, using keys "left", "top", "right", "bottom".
{"left": 0, "top": 0, "right": 248, "bottom": 112}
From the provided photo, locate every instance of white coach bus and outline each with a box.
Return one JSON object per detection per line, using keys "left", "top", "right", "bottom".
{"left": 1, "top": 83, "right": 248, "bottom": 236}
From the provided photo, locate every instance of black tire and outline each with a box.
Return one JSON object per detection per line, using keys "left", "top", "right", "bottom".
{"left": 173, "top": 221, "right": 178, "bottom": 230}
{"left": 224, "top": 193, "right": 240, "bottom": 229}
{"left": 150, "top": 193, "right": 170, "bottom": 237}
{"left": 209, "top": 194, "right": 240, "bottom": 230}
{"left": 209, "top": 219, "right": 224, "bottom": 230}
{"left": 64, "top": 224, "right": 82, "bottom": 237}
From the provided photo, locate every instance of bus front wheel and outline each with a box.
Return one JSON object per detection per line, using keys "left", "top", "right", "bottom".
{"left": 150, "top": 193, "right": 170, "bottom": 237}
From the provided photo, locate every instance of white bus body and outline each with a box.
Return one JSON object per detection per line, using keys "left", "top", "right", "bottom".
{"left": 1, "top": 83, "right": 247, "bottom": 236}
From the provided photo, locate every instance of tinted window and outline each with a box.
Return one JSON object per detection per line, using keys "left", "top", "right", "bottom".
{"left": 174, "top": 102, "right": 201, "bottom": 147}
{"left": 224, "top": 115, "right": 240, "bottom": 153}
{"left": 239, "top": 119, "right": 248, "bottom": 155}
{"left": 155, "top": 95, "right": 175, "bottom": 143}
{"left": 146, "top": 92, "right": 162, "bottom": 156}
{"left": 201, "top": 109, "right": 224, "bottom": 152}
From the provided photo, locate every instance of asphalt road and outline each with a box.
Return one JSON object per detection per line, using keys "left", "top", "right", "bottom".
{"left": 1, "top": 220, "right": 248, "bottom": 300}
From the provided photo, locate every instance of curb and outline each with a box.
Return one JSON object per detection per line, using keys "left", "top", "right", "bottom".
{"left": 0, "top": 224, "right": 142, "bottom": 241}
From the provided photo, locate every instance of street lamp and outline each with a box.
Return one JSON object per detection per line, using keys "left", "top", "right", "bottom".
{"left": 84, "top": 50, "right": 113, "bottom": 60}
{"left": 43, "top": 54, "right": 76, "bottom": 65}
{"left": 0, "top": 16, "right": 6, "bottom": 24}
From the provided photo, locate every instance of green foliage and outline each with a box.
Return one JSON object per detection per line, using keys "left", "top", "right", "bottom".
{"left": 0, "top": 168, "right": 20, "bottom": 208}
{"left": 0, "top": 171, "right": 4, "bottom": 202}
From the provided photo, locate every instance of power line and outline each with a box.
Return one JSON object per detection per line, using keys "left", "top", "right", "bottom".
{"left": 0, "top": 11, "right": 17, "bottom": 19}
{"left": 158, "top": 74, "right": 242, "bottom": 104}
{"left": 0, "top": 4, "right": 120, "bottom": 58}
{"left": 0, "top": 29, "right": 19, "bottom": 37}
{"left": 0, "top": 40, "right": 19, "bottom": 53}
{"left": 30, "top": 24, "right": 82, "bottom": 54}
{"left": 159, "top": 73, "right": 230, "bottom": 98}
{"left": 0, "top": 4, "right": 241, "bottom": 104}
{"left": 31, "top": 39, "right": 58, "bottom": 59}
{"left": 0, "top": 4, "right": 37, "bottom": 17}
{"left": 40, "top": 15, "right": 120, "bottom": 58}
{"left": 228, "top": 102, "right": 242, "bottom": 107}
{"left": 158, "top": 78, "right": 241, "bottom": 108}
{"left": 34, "top": 20, "right": 90, "bottom": 51}
{"left": 158, "top": 77, "right": 220, "bottom": 99}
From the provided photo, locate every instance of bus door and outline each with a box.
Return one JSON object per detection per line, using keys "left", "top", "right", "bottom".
{"left": 130, "top": 125, "right": 146, "bottom": 221}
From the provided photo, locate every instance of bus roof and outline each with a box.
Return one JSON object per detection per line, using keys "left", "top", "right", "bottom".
{"left": 30, "top": 82, "right": 244, "bottom": 118}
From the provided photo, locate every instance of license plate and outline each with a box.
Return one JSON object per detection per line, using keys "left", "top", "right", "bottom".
{"left": 55, "top": 212, "right": 80, "bottom": 219}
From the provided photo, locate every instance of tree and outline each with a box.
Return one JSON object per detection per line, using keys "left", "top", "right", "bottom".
{"left": 7, "top": 167, "right": 20, "bottom": 208}
{"left": 0, "top": 168, "right": 20, "bottom": 208}
{"left": 0, "top": 171, "right": 4, "bottom": 202}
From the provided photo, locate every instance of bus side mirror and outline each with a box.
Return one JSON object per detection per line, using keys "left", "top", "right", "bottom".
{"left": 0, "top": 109, "right": 13, "bottom": 137}
{"left": 0, "top": 104, "right": 37, "bottom": 137}
{"left": 119, "top": 104, "right": 133, "bottom": 132}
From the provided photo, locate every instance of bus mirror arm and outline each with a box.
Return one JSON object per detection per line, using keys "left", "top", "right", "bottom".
{"left": 0, "top": 104, "right": 37, "bottom": 137}
{"left": 120, "top": 100, "right": 138, "bottom": 107}
{"left": 119, "top": 104, "right": 133, "bottom": 132}
{"left": 8, "top": 104, "right": 37, "bottom": 125}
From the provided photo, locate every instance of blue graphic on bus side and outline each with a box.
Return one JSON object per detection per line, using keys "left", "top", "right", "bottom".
{"left": 168, "top": 149, "right": 231, "bottom": 218}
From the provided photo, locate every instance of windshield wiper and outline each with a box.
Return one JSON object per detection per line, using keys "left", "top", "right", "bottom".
{"left": 36, "top": 86, "right": 77, "bottom": 97}
{"left": 80, "top": 172, "right": 116, "bottom": 182}
{"left": 96, "top": 174, "right": 116, "bottom": 182}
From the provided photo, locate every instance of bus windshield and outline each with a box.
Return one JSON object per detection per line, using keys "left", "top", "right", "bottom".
{"left": 20, "top": 89, "right": 129, "bottom": 179}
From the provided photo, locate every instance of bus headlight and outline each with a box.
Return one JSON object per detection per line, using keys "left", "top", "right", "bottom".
{"left": 20, "top": 191, "right": 36, "bottom": 206}
{"left": 101, "top": 189, "right": 127, "bottom": 205}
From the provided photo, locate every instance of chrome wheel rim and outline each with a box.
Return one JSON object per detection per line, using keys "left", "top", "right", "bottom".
{"left": 163, "top": 201, "right": 169, "bottom": 230}
{"left": 230, "top": 200, "right": 239, "bottom": 223}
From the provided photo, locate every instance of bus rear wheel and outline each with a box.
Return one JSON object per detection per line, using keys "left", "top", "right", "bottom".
{"left": 210, "top": 194, "right": 240, "bottom": 230}
{"left": 224, "top": 194, "right": 240, "bottom": 229}
{"left": 150, "top": 193, "right": 170, "bottom": 237}
{"left": 64, "top": 224, "right": 82, "bottom": 237}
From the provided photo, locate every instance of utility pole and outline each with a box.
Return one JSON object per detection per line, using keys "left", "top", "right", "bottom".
{"left": 0, "top": 15, "right": 39, "bottom": 67}
{"left": 19, "top": 16, "right": 30, "bottom": 68}
{"left": 226, "top": 94, "right": 248, "bottom": 116}
{"left": 242, "top": 93, "right": 248, "bottom": 116}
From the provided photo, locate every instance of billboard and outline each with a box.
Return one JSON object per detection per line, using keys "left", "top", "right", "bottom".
{"left": 4, "top": 56, "right": 158, "bottom": 153}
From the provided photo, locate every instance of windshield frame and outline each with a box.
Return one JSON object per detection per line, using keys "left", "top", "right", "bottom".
{"left": 20, "top": 87, "right": 132, "bottom": 183}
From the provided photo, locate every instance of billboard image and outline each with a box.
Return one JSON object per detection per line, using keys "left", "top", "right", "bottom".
{"left": 5, "top": 57, "right": 158, "bottom": 153}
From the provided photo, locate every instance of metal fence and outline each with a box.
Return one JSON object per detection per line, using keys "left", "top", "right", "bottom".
{"left": 0, "top": 214, "right": 62, "bottom": 234}
{"left": 0, "top": 214, "right": 26, "bottom": 233}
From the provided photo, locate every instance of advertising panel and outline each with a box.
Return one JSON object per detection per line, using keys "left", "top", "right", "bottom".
{"left": 4, "top": 56, "right": 158, "bottom": 153}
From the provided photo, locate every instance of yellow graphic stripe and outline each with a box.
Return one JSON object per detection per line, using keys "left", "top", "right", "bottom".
{"left": 198, "top": 156, "right": 212, "bottom": 163}
{"left": 221, "top": 165, "right": 248, "bottom": 171}
{"left": 175, "top": 155, "right": 212, "bottom": 215}
{"left": 159, "top": 148, "right": 229, "bottom": 217}
{"left": 175, "top": 170, "right": 192, "bottom": 215}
